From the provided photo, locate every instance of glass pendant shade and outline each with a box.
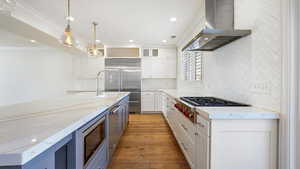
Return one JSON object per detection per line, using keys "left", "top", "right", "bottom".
{"left": 60, "top": 24, "right": 76, "bottom": 47}
{"left": 0, "top": 0, "right": 16, "bottom": 15}
{"left": 60, "top": 0, "right": 76, "bottom": 47}
{"left": 87, "top": 22, "right": 104, "bottom": 57}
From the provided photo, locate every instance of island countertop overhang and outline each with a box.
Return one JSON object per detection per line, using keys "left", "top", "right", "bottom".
{"left": 0, "top": 92, "right": 130, "bottom": 166}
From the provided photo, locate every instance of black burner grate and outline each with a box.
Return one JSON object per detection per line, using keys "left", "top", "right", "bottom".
{"left": 180, "top": 97, "right": 250, "bottom": 107}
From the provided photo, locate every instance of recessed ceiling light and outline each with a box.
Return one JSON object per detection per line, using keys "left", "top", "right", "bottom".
{"left": 162, "top": 40, "right": 167, "bottom": 43}
{"left": 66, "top": 16, "right": 75, "bottom": 22}
{"left": 129, "top": 40, "right": 134, "bottom": 43}
{"left": 170, "top": 17, "right": 177, "bottom": 22}
{"left": 31, "top": 138, "right": 37, "bottom": 143}
{"left": 96, "top": 40, "right": 101, "bottom": 43}
{"left": 30, "top": 40, "right": 36, "bottom": 43}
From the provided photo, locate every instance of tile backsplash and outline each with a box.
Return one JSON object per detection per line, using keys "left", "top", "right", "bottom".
{"left": 177, "top": 0, "right": 281, "bottom": 112}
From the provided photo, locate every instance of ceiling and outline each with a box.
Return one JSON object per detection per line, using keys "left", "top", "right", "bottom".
{"left": 23, "top": 0, "right": 201, "bottom": 46}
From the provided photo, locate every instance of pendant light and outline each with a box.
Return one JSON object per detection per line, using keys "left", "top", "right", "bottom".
{"left": 0, "top": 0, "right": 17, "bottom": 15}
{"left": 87, "top": 22, "right": 104, "bottom": 56}
{"left": 60, "top": 0, "right": 76, "bottom": 47}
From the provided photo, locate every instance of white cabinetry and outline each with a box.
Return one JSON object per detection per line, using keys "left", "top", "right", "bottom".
{"left": 141, "top": 91, "right": 163, "bottom": 113}
{"left": 142, "top": 91, "right": 163, "bottom": 113}
{"left": 141, "top": 92, "right": 155, "bottom": 112}
{"left": 141, "top": 48, "right": 177, "bottom": 79}
{"left": 208, "top": 119, "right": 278, "bottom": 169}
{"left": 154, "top": 92, "right": 162, "bottom": 111}
{"left": 163, "top": 93, "right": 279, "bottom": 169}
{"left": 142, "top": 48, "right": 159, "bottom": 57}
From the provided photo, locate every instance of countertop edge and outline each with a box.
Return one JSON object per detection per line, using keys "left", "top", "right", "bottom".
{"left": 157, "top": 89, "right": 280, "bottom": 120}
{"left": 0, "top": 93, "right": 130, "bottom": 166}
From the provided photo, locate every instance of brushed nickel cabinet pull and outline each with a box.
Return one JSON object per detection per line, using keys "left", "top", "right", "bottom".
{"left": 181, "top": 124, "right": 188, "bottom": 131}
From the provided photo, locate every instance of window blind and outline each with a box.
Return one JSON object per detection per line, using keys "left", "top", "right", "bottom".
{"left": 182, "top": 51, "right": 203, "bottom": 81}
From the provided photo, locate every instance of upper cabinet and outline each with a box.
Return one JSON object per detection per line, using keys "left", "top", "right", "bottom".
{"left": 106, "top": 48, "right": 140, "bottom": 58}
{"left": 142, "top": 48, "right": 177, "bottom": 79}
{"left": 142, "top": 48, "right": 159, "bottom": 57}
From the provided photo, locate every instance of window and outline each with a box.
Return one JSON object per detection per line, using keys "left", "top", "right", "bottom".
{"left": 142, "top": 48, "right": 159, "bottom": 57}
{"left": 182, "top": 51, "right": 203, "bottom": 81}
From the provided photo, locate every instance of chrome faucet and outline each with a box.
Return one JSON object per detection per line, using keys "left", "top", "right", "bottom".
{"left": 96, "top": 70, "right": 105, "bottom": 96}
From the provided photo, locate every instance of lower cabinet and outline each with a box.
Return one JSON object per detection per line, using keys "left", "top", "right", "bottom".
{"left": 195, "top": 123, "right": 210, "bottom": 169}
{"left": 141, "top": 91, "right": 163, "bottom": 113}
{"left": 141, "top": 92, "right": 155, "bottom": 112}
{"left": 21, "top": 134, "right": 74, "bottom": 169}
{"left": 22, "top": 149, "right": 55, "bottom": 169}
{"left": 164, "top": 96, "right": 279, "bottom": 169}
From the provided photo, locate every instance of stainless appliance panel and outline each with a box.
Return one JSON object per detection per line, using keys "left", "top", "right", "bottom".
{"left": 105, "top": 70, "right": 121, "bottom": 92}
{"left": 108, "top": 105, "right": 123, "bottom": 159}
{"left": 83, "top": 117, "right": 106, "bottom": 165}
{"left": 120, "top": 70, "right": 141, "bottom": 113}
{"left": 75, "top": 113, "right": 108, "bottom": 169}
{"left": 105, "top": 58, "right": 142, "bottom": 113}
{"left": 120, "top": 70, "right": 141, "bottom": 91}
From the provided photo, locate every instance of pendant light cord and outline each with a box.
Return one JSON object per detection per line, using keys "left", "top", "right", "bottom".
{"left": 67, "top": 0, "right": 71, "bottom": 25}
{"left": 93, "top": 22, "right": 98, "bottom": 47}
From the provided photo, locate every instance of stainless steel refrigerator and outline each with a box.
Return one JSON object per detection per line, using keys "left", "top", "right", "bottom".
{"left": 104, "top": 58, "right": 141, "bottom": 113}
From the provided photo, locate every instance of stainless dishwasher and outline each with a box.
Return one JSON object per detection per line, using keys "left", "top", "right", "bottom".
{"left": 108, "top": 104, "right": 122, "bottom": 159}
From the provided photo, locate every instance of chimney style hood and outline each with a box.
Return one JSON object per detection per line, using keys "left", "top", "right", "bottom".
{"left": 182, "top": 0, "right": 251, "bottom": 51}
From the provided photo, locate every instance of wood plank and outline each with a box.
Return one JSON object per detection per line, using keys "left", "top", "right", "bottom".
{"left": 108, "top": 114, "right": 191, "bottom": 169}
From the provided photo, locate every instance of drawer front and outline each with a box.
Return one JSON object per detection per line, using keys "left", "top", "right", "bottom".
{"left": 177, "top": 133, "right": 195, "bottom": 169}
{"left": 86, "top": 141, "right": 108, "bottom": 169}
{"left": 172, "top": 107, "right": 196, "bottom": 140}
{"left": 176, "top": 122, "right": 195, "bottom": 159}
{"left": 196, "top": 115, "right": 210, "bottom": 136}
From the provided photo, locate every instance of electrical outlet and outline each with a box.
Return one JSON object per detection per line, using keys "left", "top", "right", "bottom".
{"left": 251, "top": 81, "right": 272, "bottom": 95}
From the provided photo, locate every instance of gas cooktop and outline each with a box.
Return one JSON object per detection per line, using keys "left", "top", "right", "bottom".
{"left": 180, "top": 97, "right": 250, "bottom": 107}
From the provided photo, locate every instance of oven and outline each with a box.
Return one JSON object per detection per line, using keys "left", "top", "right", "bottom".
{"left": 174, "top": 99, "right": 197, "bottom": 123}
{"left": 76, "top": 113, "right": 109, "bottom": 169}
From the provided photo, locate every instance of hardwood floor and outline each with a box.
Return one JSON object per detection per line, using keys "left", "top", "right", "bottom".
{"left": 108, "top": 113, "right": 191, "bottom": 169}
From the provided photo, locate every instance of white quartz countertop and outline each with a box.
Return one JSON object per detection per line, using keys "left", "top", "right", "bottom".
{"left": 196, "top": 107, "right": 280, "bottom": 120}
{"left": 159, "top": 89, "right": 280, "bottom": 120}
{"left": 0, "top": 92, "right": 129, "bottom": 166}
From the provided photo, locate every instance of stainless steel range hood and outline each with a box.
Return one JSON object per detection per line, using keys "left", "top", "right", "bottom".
{"left": 182, "top": 0, "right": 251, "bottom": 51}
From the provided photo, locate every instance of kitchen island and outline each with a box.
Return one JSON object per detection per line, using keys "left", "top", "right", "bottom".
{"left": 0, "top": 92, "right": 130, "bottom": 169}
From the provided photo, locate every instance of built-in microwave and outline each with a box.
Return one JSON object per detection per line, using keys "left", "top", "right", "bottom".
{"left": 76, "top": 113, "right": 109, "bottom": 169}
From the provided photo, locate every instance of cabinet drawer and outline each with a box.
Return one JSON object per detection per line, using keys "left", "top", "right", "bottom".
{"left": 178, "top": 135, "right": 195, "bottom": 169}
{"left": 86, "top": 142, "right": 108, "bottom": 169}
{"left": 196, "top": 115, "right": 210, "bottom": 136}
{"left": 177, "top": 124, "right": 195, "bottom": 158}
{"left": 172, "top": 108, "right": 196, "bottom": 140}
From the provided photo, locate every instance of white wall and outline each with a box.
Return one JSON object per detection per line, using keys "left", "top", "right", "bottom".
{"left": 73, "top": 56, "right": 105, "bottom": 91}
{"left": 142, "top": 79, "right": 176, "bottom": 90}
{"left": 177, "top": 0, "right": 281, "bottom": 112}
{"left": 0, "top": 47, "right": 75, "bottom": 106}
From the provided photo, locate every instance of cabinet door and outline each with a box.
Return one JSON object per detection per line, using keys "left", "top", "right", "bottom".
{"left": 196, "top": 131, "right": 210, "bottom": 169}
{"left": 162, "top": 58, "right": 176, "bottom": 78}
{"left": 154, "top": 92, "right": 162, "bottom": 112}
{"left": 23, "top": 149, "right": 55, "bottom": 169}
{"left": 141, "top": 92, "right": 155, "bottom": 112}
{"left": 141, "top": 58, "right": 153, "bottom": 78}
{"left": 161, "top": 93, "right": 167, "bottom": 116}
